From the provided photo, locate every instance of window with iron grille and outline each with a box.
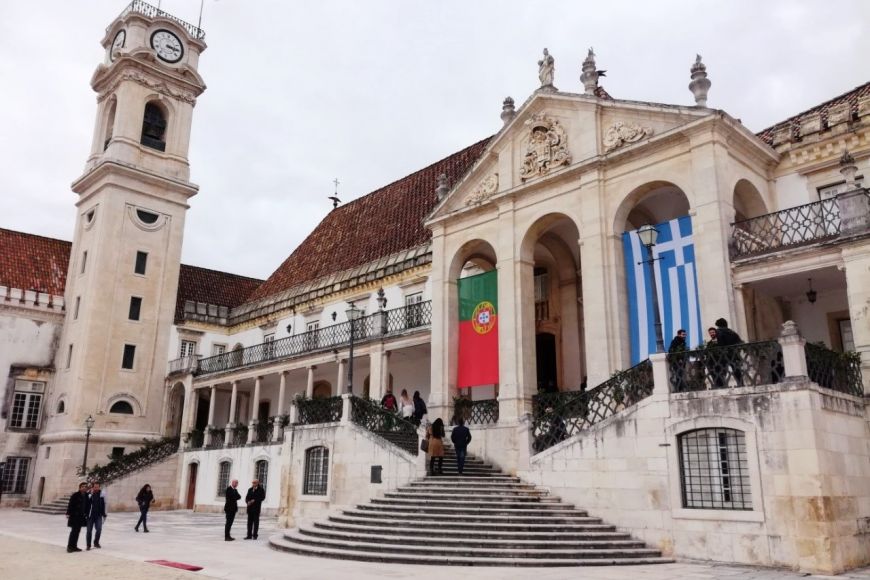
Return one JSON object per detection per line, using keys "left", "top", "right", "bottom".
{"left": 255, "top": 459, "right": 269, "bottom": 490}
{"left": 303, "top": 446, "right": 329, "bottom": 495}
{"left": 216, "top": 461, "right": 231, "bottom": 497}
{"left": 405, "top": 292, "right": 424, "bottom": 328}
{"left": 1, "top": 456, "right": 31, "bottom": 494}
{"left": 10, "top": 382, "right": 44, "bottom": 430}
{"left": 679, "top": 428, "right": 752, "bottom": 510}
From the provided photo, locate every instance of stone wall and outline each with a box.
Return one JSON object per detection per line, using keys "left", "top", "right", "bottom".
{"left": 505, "top": 381, "right": 870, "bottom": 575}
{"left": 103, "top": 453, "right": 180, "bottom": 512}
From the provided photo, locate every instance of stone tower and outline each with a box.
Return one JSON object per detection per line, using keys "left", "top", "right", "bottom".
{"left": 35, "top": 3, "right": 207, "bottom": 500}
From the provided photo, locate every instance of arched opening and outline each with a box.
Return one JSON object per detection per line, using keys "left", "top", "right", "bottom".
{"left": 312, "top": 380, "right": 332, "bottom": 399}
{"left": 109, "top": 400, "right": 134, "bottom": 415}
{"left": 362, "top": 373, "right": 393, "bottom": 400}
{"left": 447, "top": 239, "right": 499, "bottom": 403}
{"left": 615, "top": 182, "right": 697, "bottom": 365}
{"left": 520, "top": 213, "right": 584, "bottom": 393}
{"left": 56, "top": 398, "right": 66, "bottom": 414}
{"left": 733, "top": 179, "right": 768, "bottom": 222}
{"left": 141, "top": 101, "right": 167, "bottom": 152}
{"left": 103, "top": 99, "right": 116, "bottom": 151}
{"left": 165, "top": 382, "right": 185, "bottom": 437}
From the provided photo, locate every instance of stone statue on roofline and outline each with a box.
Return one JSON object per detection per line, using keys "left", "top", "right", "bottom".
{"left": 538, "top": 48, "right": 555, "bottom": 90}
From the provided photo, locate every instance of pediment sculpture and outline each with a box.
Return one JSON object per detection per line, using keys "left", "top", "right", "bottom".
{"left": 465, "top": 174, "right": 499, "bottom": 206}
{"left": 602, "top": 121, "right": 653, "bottom": 153}
{"left": 519, "top": 114, "right": 571, "bottom": 181}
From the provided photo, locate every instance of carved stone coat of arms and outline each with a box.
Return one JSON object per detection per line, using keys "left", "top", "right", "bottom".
{"left": 519, "top": 114, "right": 571, "bottom": 181}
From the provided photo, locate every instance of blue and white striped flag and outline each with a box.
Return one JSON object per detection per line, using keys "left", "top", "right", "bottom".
{"left": 622, "top": 216, "right": 703, "bottom": 363}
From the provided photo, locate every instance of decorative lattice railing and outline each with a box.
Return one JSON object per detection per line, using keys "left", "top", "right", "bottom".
{"left": 805, "top": 342, "right": 863, "bottom": 397}
{"left": 531, "top": 360, "right": 654, "bottom": 454}
{"left": 451, "top": 398, "right": 499, "bottom": 426}
{"left": 86, "top": 437, "right": 179, "bottom": 485}
{"left": 185, "top": 429, "right": 204, "bottom": 450}
{"left": 252, "top": 420, "right": 273, "bottom": 444}
{"left": 295, "top": 396, "right": 344, "bottom": 425}
{"left": 667, "top": 341, "right": 784, "bottom": 392}
{"left": 350, "top": 396, "right": 419, "bottom": 455}
{"left": 730, "top": 198, "right": 840, "bottom": 259}
{"left": 116, "top": 1, "right": 206, "bottom": 39}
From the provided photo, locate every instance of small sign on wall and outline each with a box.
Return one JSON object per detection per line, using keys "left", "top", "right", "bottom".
{"left": 370, "top": 465, "right": 382, "bottom": 484}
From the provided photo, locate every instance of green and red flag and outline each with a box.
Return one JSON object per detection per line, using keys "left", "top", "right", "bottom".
{"left": 458, "top": 270, "right": 499, "bottom": 387}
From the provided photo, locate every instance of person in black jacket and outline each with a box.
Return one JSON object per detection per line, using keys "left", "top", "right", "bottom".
{"left": 450, "top": 418, "right": 472, "bottom": 475}
{"left": 224, "top": 479, "right": 241, "bottom": 541}
{"left": 85, "top": 481, "right": 107, "bottom": 550}
{"left": 66, "top": 482, "right": 88, "bottom": 553}
{"left": 412, "top": 391, "right": 427, "bottom": 426}
{"left": 714, "top": 318, "right": 745, "bottom": 387}
{"left": 244, "top": 479, "right": 266, "bottom": 540}
{"left": 668, "top": 329, "right": 689, "bottom": 392}
{"left": 135, "top": 484, "right": 154, "bottom": 532}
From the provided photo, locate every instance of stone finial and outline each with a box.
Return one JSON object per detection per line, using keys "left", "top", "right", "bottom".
{"left": 839, "top": 150, "right": 859, "bottom": 188}
{"left": 689, "top": 54, "right": 711, "bottom": 107}
{"left": 376, "top": 287, "right": 387, "bottom": 310}
{"left": 580, "top": 48, "right": 603, "bottom": 95}
{"left": 435, "top": 173, "right": 450, "bottom": 200}
{"left": 538, "top": 48, "right": 556, "bottom": 91}
{"left": 780, "top": 320, "right": 800, "bottom": 338}
{"left": 501, "top": 97, "right": 516, "bottom": 125}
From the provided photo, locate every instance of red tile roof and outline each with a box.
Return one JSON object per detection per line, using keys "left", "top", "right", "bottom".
{"left": 0, "top": 228, "right": 71, "bottom": 296}
{"left": 247, "top": 137, "right": 491, "bottom": 302}
{"left": 0, "top": 227, "right": 261, "bottom": 321}
{"left": 756, "top": 81, "right": 870, "bottom": 145}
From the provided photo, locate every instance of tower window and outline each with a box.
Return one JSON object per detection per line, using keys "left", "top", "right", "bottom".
{"left": 134, "top": 251, "right": 148, "bottom": 275}
{"left": 74, "top": 296, "right": 81, "bottom": 320}
{"left": 66, "top": 344, "right": 73, "bottom": 369}
{"left": 109, "top": 401, "right": 134, "bottom": 415}
{"left": 122, "top": 344, "right": 136, "bottom": 370}
{"left": 141, "top": 103, "right": 167, "bottom": 152}
{"left": 80, "top": 251, "right": 88, "bottom": 274}
{"left": 129, "top": 297, "right": 142, "bottom": 321}
{"left": 136, "top": 210, "right": 159, "bottom": 224}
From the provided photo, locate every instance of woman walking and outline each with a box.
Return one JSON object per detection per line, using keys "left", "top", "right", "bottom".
{"left": 135, "top": 484, "right": 154, "bottom": 532}
{"left": 399, "top": 389, "right": 414, "bottom": 420}
{"left": 426, "top": 418, "right": 445, "bottom": 476}
{"left": 412, "top": 391, "right": 427, "bottom": 426}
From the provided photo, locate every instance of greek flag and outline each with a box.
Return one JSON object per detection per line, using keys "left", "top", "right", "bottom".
{"left": 622, "top": 216, "right": 703, "bottom": 363}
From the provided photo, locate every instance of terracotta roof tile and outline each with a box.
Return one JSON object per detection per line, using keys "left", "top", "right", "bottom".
{"left": 247, "top": 137, "right": 491, "bottom": 302}
{"left": 175, "top": 264, "right": 262, "bottom": 322}
{"left": 0, "top": 227, "right": 71, "bottom": 296}
{"left": 756, "top": 81, "right": 870, "bottom": 145}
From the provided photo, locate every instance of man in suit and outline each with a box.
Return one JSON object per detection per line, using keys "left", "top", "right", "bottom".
{"left": 223, "top": 479, "right": 241, "bottom": 541}
{"left": 450, "top": 417, "right": 473, "bottom": 474}
{"left": 65, "top": 482, "right": 88, "bottom": 553}
{"left": 85, "top": 481, "right": 107, "bottom": 550}
{"left": 244, "top": 479, "right": 266, "bottom": 540}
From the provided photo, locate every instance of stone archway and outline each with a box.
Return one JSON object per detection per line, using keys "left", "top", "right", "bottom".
{"left": 165, "top": 382, "right": 185, "bottom": 438}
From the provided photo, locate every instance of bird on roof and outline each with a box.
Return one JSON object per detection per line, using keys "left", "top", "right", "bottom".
{"left": 328, "top": 195, "right": 341, "bottom": 209}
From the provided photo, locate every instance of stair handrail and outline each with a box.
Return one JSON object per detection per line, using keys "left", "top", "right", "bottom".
{"left": 531, "top": 359, "right": 654, "bottom": 453}
{"left": 349, "top": 395, "right": 419, "bottom": 456}
{"left": 83, "top": 436, "right": 180, "bottom": 485}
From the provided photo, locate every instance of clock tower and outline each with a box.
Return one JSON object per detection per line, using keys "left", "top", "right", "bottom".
{"left": 36, "top": 3, "right": 207, "bottom": 501}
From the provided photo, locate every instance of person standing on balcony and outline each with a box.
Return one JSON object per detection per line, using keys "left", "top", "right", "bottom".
{"left": 134, "top": 484, "right": 154, "bottom": 532}
{"left": 85, "top": 481, "right": 107, "bottom": 550}
{"left": 399, "top": 389, "right": 414, "bottom": 419}
{"left": 412, "top": 391, "right": 427, "bottom": 426}
{"left": 65, "top": 482, "right": 88, "bottom": 553}
{"left": 450, "top": 418, "right": 472, "bottom": 475}
{"left": 714, "top": 318, "right": 745, "bottom": 387}
{"left": 426, "top": 418, "right": 446, "bottom": 476}
{"left": 244, "top": 479, "right": 266, "bottom": 540}
{"left": 224, "top": 479, "right": 241, "bottom": 541}
{"left": 668, "top": 329, "right": 688, "bottom": 392}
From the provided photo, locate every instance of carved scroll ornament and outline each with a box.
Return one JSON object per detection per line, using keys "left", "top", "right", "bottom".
{"left": 465, "top": 174, "right": 499, "bottom": 206}
{"left": 602, "top": 121, "right": 653, "bottom": 153}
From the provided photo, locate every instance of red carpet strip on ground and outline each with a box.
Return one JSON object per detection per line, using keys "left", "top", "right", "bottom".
{"left": 146, "top": 560, "right": 204, "bottom": 571}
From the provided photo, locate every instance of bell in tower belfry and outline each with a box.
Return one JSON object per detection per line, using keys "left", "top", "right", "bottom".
{"left": 33, "top": 2, "right": 207, "bottom": 503}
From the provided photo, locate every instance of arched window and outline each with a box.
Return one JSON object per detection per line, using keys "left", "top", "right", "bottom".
{"left": 216, "top": 460, "right": 231, "bottom": 497}
{"left": 56, "top": 399, "right": 66, "bottom": 414}
{"left": 109, "top": 400, "right": 134, "bottom": 415}
{"left": 140, "top": 102, "right": 167, "bottom": 152}
{"left": 678, "top": 428, "right": 751, "bottom": 510}
{"left": 254, "top": 459, "right": 269, "bottom": 490}
{"left": 311, "top": 381, "right": 331, "bottom": 399}
{"left": 303, "top": 446, "right": 329, "bottom": 495}
{"left": 104, "top": 100, "right": 116, "bottom": 150}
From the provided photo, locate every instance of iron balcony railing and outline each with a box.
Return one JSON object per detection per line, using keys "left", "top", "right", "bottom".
{"left": 196, "top": 301, "right": 432, "bottom": 376}
{"left": 805, "top": 343, "right": 863, "bottom": 397}
{"left": 730, "top": 198, "right": 840, "bottom": 259}
{"left": 295, "top": 396, "right": 344, "bottom": 425}
{"left": 350, "top": 396, "right": 419, "bottom": 455}
{"left": 451, "top": 398, "right": 499, "bottom": 426}
{"left": 667, "top": 341, "right": 784, "bottom": 392}
{"left": 116, "top": 1, "right": 206, "bottom": 40}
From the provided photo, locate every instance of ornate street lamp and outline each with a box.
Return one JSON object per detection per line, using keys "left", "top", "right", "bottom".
{"left": 637, "top": 224, "right": 665, "bottom": 353}
{"left": 345, "top": 303, "right": 363, "bottom": 393}
{"left": 82, "top": 415, "right": 96, "bottom": 474}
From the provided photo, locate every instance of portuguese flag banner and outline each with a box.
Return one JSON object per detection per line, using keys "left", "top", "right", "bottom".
{"left": 458, "top": 270, "right": 499, "bottom": 388}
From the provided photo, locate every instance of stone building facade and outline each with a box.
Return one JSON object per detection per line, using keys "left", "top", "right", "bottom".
{"left": 1, "top": 2, "right": 869, "bottom": 574}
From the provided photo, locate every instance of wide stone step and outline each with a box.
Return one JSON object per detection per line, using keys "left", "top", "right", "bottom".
{"left": 328, "top": 513, "right": 617, "bottom": 533}
{"left": 297, "top": 528, "right": 645, "bottom": 550}
{"left": 371, "top": 497, "right": 575, "bottom": 511}
{"left": 312, "top": 521, "right": 632, "bottom": 541}
{"left": 397, "top": 487, "right": 548, "bottom": 498}
{"left": 384, "top": 491, "right": 558, "bottom": 503}
{"left": 22, "top": 506, "right": 67, "bottom": 515}
{"left": 269, "top": 534, "right": 673, "bottom": 567}
{"left": 357, "top": 503, "right": 587, "bottom": 516}
{"left": 420, "top": 475, "right": 519, "bottom": 482}
{"left": 342, "top": 508, "right": 602, "bottom": 524}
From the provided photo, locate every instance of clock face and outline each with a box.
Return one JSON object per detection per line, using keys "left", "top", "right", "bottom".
{"left": 110, "top": 30, "right": 126, "bottom": 61}
{"left": 150, "top": 29, "right": 184, "bottom": 63}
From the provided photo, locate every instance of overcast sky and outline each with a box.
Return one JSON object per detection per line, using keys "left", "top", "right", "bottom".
{"left": 2, "top": 0, "right": 869, "bottom": 280}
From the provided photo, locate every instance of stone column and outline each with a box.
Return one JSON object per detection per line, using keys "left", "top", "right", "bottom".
{"left": 650, "top": 353, "right": 670, "bottom": 396}
{"left": 225, "top": 380, "right": 238, "bottom": 446}
{"left": 428, "top": 225, "right": 453, "bottom": 422}
{"left": 337, "top": 359, "right": 347, "bottom": 393}
{"left": 381, "top": 350, "right": 391, "bottom": 397}
{"left": 305, "top": 366, "right": 315, "bottom": 398}
{"left": 205, "top": 385, "right": 217, "bottom": 445}
{"left": 248, "top": 376, "right": 261, "bottom": 444}
{"left": 778, "top": 321, "right": 808, "bottom": 379}
{"left": 273, "top": 371, "right": 287, "bottom": 441}
{"left": 368, "top": 343, "right": 385, "bottom": 400}
{"left": 179, "top": 375, "right": 195, "bottom": 437}
{"left": 842, "top": 247, "right": 870, "bottom": 393}
{"left": 340, "top": 393, "right": 352, "bottom": 424}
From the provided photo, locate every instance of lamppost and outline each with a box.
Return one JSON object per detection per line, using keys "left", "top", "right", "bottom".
{"left": 345, "top": 303, "right": 362, "bottom": 393}
{"left": 81, "top": 415, "right": 95, "bottom": 474}
{"left": 637, "top": 224, "right": 665, "bottom": 353}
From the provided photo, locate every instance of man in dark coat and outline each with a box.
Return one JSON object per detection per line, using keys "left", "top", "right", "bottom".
{"left": 450, "top": 418, "right": 472, "bottom": 475}
{"left": 66, "top": 482, "right": 88, "bottom": 553}
{"left": 714, "top": 318, "right": 745, "bottom": 387}
{"left": 85, "top": 481, "right": 107, "bottom": 550}
{"left": 244, "top": 479, "right": 266, "bottom": 540}
{"left": 223, "top": 479, "right": 241, "bottom": 541}
{"left": 668, "top": 329, "right": 688, "bottom": 391}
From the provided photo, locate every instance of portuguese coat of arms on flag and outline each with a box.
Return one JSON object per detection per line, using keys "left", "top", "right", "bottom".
{"left": 458, "top": 270, "right": 499, "bottom": 388}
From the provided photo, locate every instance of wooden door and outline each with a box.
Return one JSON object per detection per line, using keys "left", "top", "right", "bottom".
{"left": 186, "top": 463, "right": 198, "bottom": 509}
